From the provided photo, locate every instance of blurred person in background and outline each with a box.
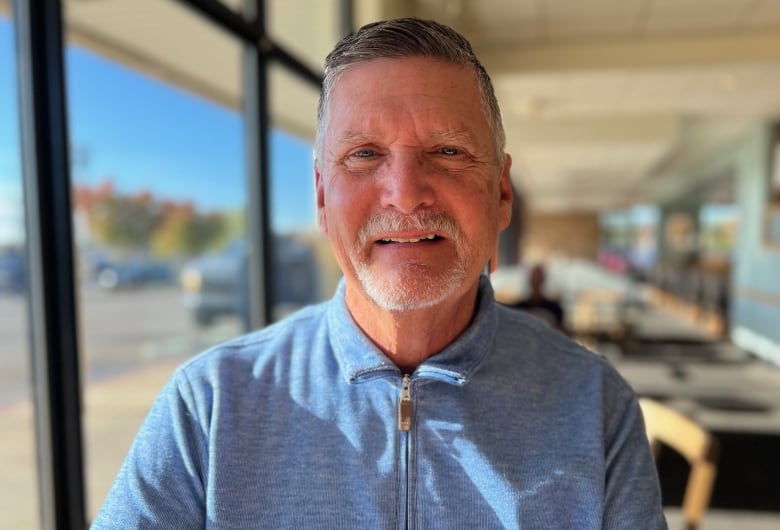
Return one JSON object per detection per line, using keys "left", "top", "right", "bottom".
{"left": 509, "top": 263, "right": 566, "bottom": 333}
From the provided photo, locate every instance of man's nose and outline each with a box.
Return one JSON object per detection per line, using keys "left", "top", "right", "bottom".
{"left": 378, "top": 153, "right": 436, "bottom": 213}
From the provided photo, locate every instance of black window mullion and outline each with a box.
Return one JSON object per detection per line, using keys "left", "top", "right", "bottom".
{"left": 242, "top": 0, "right": 273, "bottom": 328}
{"left": 339, "top": 0, "right": 354, "bottom": 37}
{"left": 176, "top": 0, "right": 322, "bottom": 86}
{"left": 176, "top": 0, "right": 259, "bottom": 43}
{"left": 13, "top": 0, "right": 86, "bottom": 528}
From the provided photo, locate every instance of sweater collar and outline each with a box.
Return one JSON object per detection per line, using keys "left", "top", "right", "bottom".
{"left": 328, "top": 275, "right": 498, "bottom": 385}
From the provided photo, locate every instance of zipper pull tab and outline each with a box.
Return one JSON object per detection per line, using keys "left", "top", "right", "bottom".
{"left": 398, "top": 374, "right": 412, "bottom": 431}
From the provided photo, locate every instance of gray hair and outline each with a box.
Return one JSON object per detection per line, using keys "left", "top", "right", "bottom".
{"left": 315, "top": 17, "right": 505, "bottom": 162}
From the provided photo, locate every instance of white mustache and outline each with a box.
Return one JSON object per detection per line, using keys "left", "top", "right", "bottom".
{"left": 356, "top": 210, "right": 463, "bottom": 250}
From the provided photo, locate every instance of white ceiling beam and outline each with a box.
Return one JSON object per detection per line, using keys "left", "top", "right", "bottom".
{"left": 481, "top": 30, "right": 780, "bottom": 75}
{"left": 354, "top": 0, "right": 417, "bottom": 28}
{"left": 506, "top": 115, "right": 680, "bottom": 145}
{"left": 525, "top": 192, "right": 634, "bottom": 213}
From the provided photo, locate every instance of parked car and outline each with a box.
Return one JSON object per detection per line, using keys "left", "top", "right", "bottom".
{"left": 180, "top": 237, "right": 319, "bottom": 326}
{"left": 0, "top": 247, "right": 26, "bottom": 294}
{"left": 91, "top": 256, "right": 175, "bottom": 290}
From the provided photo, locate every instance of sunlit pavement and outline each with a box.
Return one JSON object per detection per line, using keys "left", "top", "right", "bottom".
{"left": 0, "top": 357, "right": 184, "bottom": 528}
{"left": 0, "top": 286, "right": 241, "bottom": 529}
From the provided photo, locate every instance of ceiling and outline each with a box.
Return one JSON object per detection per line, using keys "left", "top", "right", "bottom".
{"left": 5, "top": 0, "right": 780, "bottom": 213}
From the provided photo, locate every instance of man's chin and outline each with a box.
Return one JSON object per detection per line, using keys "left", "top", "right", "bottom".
{"left": 357, "top": 269, "right": 465, "bottom": 312}
{"left": 370, "top": 291, "right": 446, "bottom": 313}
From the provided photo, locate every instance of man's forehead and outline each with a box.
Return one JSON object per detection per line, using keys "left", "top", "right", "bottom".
{"left": 332, "top": 56, "right": 475, "bottom": 90}
{"left": 334, "top": 128, "right": 479, "bottom": 144}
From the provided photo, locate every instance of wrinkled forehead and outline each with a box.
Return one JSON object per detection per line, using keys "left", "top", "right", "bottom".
{"left": 330, "top": 56, "right": 479, "bottom": 95}
{"left": 325, "top": 58, "right": 487, "bottom": 128}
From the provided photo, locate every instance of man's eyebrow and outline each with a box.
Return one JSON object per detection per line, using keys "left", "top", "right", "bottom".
{"left": 336, "top": 131, "right": 379, "bottom": 145}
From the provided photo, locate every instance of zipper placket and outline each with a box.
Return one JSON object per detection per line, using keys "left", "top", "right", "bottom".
{"left": 398, "top": 373, "right": 413, "bottom": 530}
{"left": 398, "top": 373, "right": 412, "bottom": 431}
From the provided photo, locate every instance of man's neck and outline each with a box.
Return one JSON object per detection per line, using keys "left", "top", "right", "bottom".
{"left": 345, "top": 283, "right": 480, "bottom": 373}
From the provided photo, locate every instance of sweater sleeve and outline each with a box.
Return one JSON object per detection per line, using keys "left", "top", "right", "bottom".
{"left": 602, "top": 380, "right": 668, "bottom": 530}
{"left": 90, "top": 368, "right": 209, "bottom": 529}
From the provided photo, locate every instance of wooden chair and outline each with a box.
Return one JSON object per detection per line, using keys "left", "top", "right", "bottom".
{"left": 638, "top": 398, "right": 719, "bottom": 530}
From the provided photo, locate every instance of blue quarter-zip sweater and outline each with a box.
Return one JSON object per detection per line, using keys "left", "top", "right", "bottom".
{"left": 92, "top": 277, "right": 666, "bottom": 529}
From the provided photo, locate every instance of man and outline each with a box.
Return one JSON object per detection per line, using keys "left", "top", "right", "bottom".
{"left": 93, "top": 18, "right": 666, "bottom": 529}
{"left": 510, "top": 263, "right": 566, "bottom": 332}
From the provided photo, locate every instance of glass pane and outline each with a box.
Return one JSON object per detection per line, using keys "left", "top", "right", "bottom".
{"left": 0, "top": 10, "right": 41, "bottom": 530}
{"left": 269, "top": 64, "right": 340, "bottom": 318}
{"left": 63, "top": 3, "right": 246, "bottom": 519}
{"left": 268, "top": 0, "right": 340, "bottom": 74}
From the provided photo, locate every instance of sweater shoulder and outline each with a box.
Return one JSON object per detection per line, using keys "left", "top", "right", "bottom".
{"left": 494, "top": 303, "right": 631, "bottom": 391}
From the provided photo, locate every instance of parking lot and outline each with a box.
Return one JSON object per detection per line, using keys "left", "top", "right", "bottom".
{"left": 0, "top": 286, "right": 241, "bottom": 527}
{"left": 0, "top": 286, "right": 240, "bottom": 406}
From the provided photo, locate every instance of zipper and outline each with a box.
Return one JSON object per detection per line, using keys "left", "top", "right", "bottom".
{"left": 398, "top": 373, "right": 412, "bottom": 431}
{"left": 398, "top": 373, "right": 413, "bottom": 530}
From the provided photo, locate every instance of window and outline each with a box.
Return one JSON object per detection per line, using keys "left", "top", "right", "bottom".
{"left": 10, "top": 0, "right": 331, "bottom": 523}
{"left": 699, "top": 203, "right": 739, "bottom": 261}
{"left": 63, "top": 3, "right": 247, "bottom": 517}
{"left": 268, "top": 64, "right": 340, "bottom": 316}
{"left": 0, "top": 11, "right": 41, "bottom": 530}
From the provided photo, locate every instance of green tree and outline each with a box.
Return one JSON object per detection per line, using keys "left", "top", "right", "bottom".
{"left": 90, "top": 190, "right": 163, "bottom": 252}
{"left": 152, "top": 206, "right": 226, "bottom": 257}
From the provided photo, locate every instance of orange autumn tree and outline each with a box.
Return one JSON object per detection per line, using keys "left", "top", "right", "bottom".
{"left": 73, "top": 180, "right": 228, "bottom": 257}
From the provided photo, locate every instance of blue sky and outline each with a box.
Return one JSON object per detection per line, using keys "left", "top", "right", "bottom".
{"left": 0, "top": 17, "right": 23, "bottom": 245}
{"left": 0, "top": 17, "right": 317, "bottom": 245}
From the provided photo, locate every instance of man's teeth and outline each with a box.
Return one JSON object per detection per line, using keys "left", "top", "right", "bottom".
{"left": 380, "top": 234, "right": 437, "bottom": 243}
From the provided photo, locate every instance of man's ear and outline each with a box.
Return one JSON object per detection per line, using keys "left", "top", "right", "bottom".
{"left": 498, "top": 153, "right": 513, "bottom": 231}
{"left": 315, "top": 164, "right": 328, "bottom": 235}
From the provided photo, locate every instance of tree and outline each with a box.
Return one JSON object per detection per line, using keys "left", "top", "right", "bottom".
{"left": 152, "top": 202, "right": 226, "bottom": 257}
{"left": 73, "top": 180, "right": 228, "bottom": 257}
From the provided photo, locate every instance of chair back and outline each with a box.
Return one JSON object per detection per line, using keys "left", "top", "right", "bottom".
{"left": 639, "top": 398, "right": 719, "bottom": 530}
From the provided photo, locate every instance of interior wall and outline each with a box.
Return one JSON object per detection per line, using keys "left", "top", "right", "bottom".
{"left": 522, "top": 212, "right": 600, "bottom": 263}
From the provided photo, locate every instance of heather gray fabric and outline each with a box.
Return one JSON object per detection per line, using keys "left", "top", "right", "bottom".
{"left": 92, "top": 276, "right": 666, "bottom": 529}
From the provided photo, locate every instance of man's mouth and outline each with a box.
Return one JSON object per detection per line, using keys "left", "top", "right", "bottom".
{"left": 377, "top": 234, "right": 443, "bottom": 244}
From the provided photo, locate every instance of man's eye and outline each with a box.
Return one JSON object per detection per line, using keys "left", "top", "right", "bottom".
{"left": 354, "top": 149, "right": 375, "bottom": 158}
{"left": 440, "top": 147, "right": 460, "bottom": 156}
